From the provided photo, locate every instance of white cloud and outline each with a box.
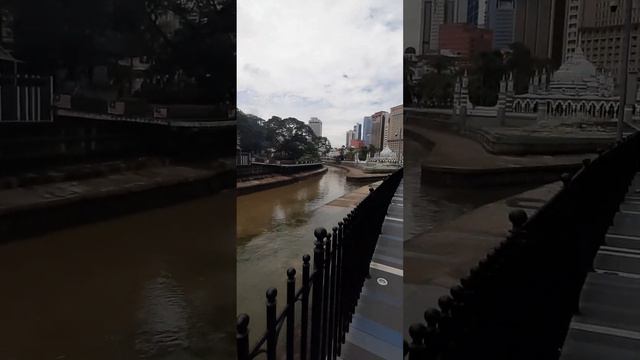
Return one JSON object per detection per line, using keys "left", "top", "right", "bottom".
{"left": 238, "top": 0, "right": 403, "bottom": 148}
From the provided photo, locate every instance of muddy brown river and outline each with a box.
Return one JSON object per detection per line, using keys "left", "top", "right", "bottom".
{"left": 0, "top": 190, "right": 235, "bottom": 360}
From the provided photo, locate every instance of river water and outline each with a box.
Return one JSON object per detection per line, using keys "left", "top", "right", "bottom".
{"left": 404, "top": 138, "right": 535, "bottom": 239}
{"left": 0, "top": 191, "right": 236, "bottom": 360}
{"left": 236, "top": 167, "right": 362, "bottom": 342}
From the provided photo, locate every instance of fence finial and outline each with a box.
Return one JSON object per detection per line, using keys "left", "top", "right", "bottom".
{"left": 237, "top": 313, "right": 250, "bottom": 334}
{"left": 266, "top": 287, "right": 278, "bottom": 302}
{"left": 314, "top": 227, "right": 327, "bottom": 241}
{"left": 508, "top": 209, "right": 528, "bottom": 231}
{"left": 560, "top": 172, "right": 572, "bottom": 187}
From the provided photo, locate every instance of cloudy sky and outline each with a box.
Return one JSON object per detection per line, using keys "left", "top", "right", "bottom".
{"left": 237, "top": 0, "right": 403, "bottom": 148}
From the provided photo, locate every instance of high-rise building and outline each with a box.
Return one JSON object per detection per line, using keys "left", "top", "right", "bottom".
{"left": 563, "top": 0, "right": 581, "bottom": 61}
{"left": 345, "top": 130, "right": 354, "bottom": 148}
{"left": 487, "top": 0, "right": 515, "bottom": 50}
{"left": 353, "top": 123, "right": 362, "bottom": 140}
{"left": 362, "top": 116, "right": 373, "bottom": 145}
{"left": 371, "top": 111, "right": 389, "bottom": 150}
{"left": 308, "top": 117, "right": 322, "bottom": 137}
{"left": 388, "top": 105, "right": 404, "bottom": 158}
{"left": 405, "top": 0, "right": 470, "bottom": 55}
{"left": 578, "top": 0, "right": 640, "bottom": 75}
{"left": 514, "top": 0, "right": 566, "bottom": 68}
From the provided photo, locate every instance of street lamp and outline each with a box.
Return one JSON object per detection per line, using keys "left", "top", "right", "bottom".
{"left": 612, "top": 0, "right": 633, "bottom": 141}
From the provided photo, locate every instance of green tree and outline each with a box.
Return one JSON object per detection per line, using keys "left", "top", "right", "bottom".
{"left": 315, "top": 137, "right": 332, "bottom": 156}
{"left": 358, "top": 145, "right": 369, "bottom": 161}
{"left": 469, "top": 50, "right": 505, "bottom": 106}
{"left": 237, "top": 111, "right": 267, "bottom": 154}
{"left": 264, "top": 116, "right": 318, "bottom": 160}
{"left": 504, "top": 42, "right": 534, "bottom": 95}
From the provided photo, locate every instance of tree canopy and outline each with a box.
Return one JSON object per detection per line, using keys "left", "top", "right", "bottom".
{"left": 3, "top": 0, "right": 235, "bottom": 104}
{"left": 237, "top": 111, "right": 332, "bottom": 161}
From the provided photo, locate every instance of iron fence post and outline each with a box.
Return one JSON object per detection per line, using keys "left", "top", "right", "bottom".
{"left": 321, "top": 233, "right": 332, "bottom": 360}
{"left": 266, "top": 288, "right": 278, "bottom": 360}
{"left": 237, "top": 314, "right": 250, "bottom": 360}
{"left": 328, "top": 226, "right": 338, "bottom": 360}
{"left": 301, "top": 254, "right": 311, "bottom": 360}
{"left": 310, "top": 228, "right": 326, "bottom": 360}
{"left": 286, "top": 268, "right": 296, "bottom": 360}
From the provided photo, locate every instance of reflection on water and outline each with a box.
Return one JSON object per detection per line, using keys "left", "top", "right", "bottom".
{"left": 404, "top": 139, "right": 537, "bottom": 239}
{"left": 237, "top": 167, "right": 360, "bottom": 241}
{"left": 0, "top": 191, "right": 235, "bottom": 360}
{"left": 237, "top": 167, "right": 362, "bottom": 341}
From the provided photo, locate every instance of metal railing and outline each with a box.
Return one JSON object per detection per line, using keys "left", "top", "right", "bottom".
{"left": 405, "top": 132, "right": 640, "bottom": 360}
{"left": 237, "top": 168, "right": 403, "bottom": 360}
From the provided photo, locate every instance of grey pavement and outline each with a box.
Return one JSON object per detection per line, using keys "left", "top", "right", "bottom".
{"left": 340, "top": 181, "right": 404, "bottom": 360}
{"left": 560, "top": 174, "right": 640, "bottom": 359}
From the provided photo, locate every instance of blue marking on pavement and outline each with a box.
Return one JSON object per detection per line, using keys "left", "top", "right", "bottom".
{"left": 373, "top": 253, "right": 403, "bottom": 267}
{"left": 351, "top": 314, "right": 403, "bottom": 346}
{"left": 360, "top": 285, "right": 403, "bottom": 308}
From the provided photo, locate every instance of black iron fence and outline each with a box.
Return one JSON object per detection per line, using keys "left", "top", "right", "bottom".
{"left": 404, "top": 133, "right": 640, "bottom": 360}
{"left": 237, "top": 168, "right": 403, "bottom": 360}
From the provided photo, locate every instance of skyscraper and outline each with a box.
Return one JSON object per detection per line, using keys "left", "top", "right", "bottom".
{"left": 345, "top": 130, "right": 354, "bottom": 147}
{"left": 362, "top": 116, "right": 373, "bottom": 145}
{"left": 487, "top": 0, "right": 515, "bottom": 50}
{"left": 563, "top": 0, "right": 581, "bottom": 61}
{"left": 353, "top": 123, "right": 362, "bottom": 140}
{"left": 371, "top": 111, "right": 389, "bottom": 150}
{"left": 577, "top": 0, "right": 640, "bottom": 75}
{"left": 308, "top": 117, "right": 322, "bottom": 137}
{"left": 388, "top": 105, "right": 404, "bottom": 158}
{"left": 514, "top": 0, "right": 566, "bottom": 68}
{"left": 405, "top": 0, "right": 469, "bottom": 55}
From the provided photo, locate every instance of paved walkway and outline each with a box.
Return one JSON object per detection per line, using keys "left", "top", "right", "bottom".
{"left": 341, "top": 180, "right": 404, "bottom": 360}
{"left": 404, "top": 181, "right": 562, "bottom": 334}
{"left": 560, "top": 175, "right": 640, "bottom": 359}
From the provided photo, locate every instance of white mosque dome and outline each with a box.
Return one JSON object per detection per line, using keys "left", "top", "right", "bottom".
{"left": 552, "top": 48, "right": 597, "bottom": 83}
{"left": 379, "top": 146, "right": 396, "bottom": 159}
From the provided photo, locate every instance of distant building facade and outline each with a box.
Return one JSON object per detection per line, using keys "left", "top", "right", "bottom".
{"left": 578, "top": 0, "right": 640, "bottom": 75}
{"left": 487, "top": 0, "right": 516, "bottom": 50}
{"left": 563, "top": 0, "right": 581, "bottom": 61}
{"left": 309, "top": 117, "right": 322, "bottom": 137}
{"left": 353, "top": 123, "right": 362, "bottom": 140}
{"left": 514, "top": 0, "right": 566, "bottom": 68}
{"left": 362, "top": 116, "right": 373, "bottom": 145}
{"left": 351, "top": 139, "right": 365, "bottom": 148}
{"left": 388, "top": 105, "right": 404, "bottom": 157}
{"left": 371, "top": 111, "right": 389, "bottom": 150}
{"left": 439, "top": 23, "right": 493, "bottom": 58}
{"left": 345, "top": 129, "right": 354, "bottom": 147}
{"left": 405, "top": 0, "right": 471, "bottom": 55}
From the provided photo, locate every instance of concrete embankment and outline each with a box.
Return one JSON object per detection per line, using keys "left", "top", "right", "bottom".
{"left": 404, "top": 181, "right": 562, "bottom": 333}
{"left": 406, "top": 122, "right": 595, "bottom": 186}
{"left": 236, "top": 167, "right": 328, "bottom": 195}
{"left": 325, "top": 163, "right": 393, "bottom": 182}
{"left": 0, "top": 162, "right": 234, "bottom": 242}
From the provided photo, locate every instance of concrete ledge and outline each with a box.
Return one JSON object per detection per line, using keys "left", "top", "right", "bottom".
{"left": 325, "top": 163, "right": 393, "bottom": 182}
{"left": 422, "top": 162, "right": 581, "bottom": 187}
{"left": 406, "top": 126, "right": 593, "bottom": 187}
{"left": 0, "top": 165, "right": 235, "bottom": 243}
{"left": 236, "top": 167, "right": 328, "bottom": 195}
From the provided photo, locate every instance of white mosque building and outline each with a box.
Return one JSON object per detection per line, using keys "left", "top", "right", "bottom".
{"left": 454, "top": 48, "right": 640, "bottom": 122}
